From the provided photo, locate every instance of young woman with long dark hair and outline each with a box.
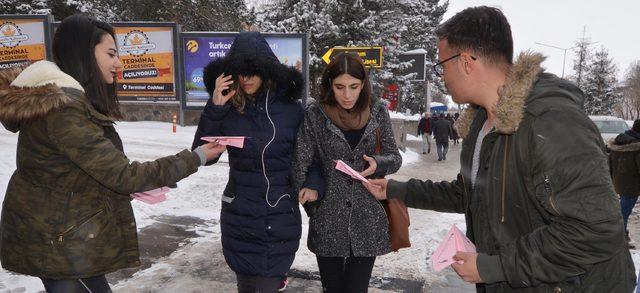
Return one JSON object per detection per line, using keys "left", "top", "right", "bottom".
{"left": 0, "top": 14, "right": 224, "bottom": 292}
{"left": 293, "top": 53, "right": 402, "bottom": 292}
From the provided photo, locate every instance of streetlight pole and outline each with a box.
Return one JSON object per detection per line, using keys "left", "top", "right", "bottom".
{"left": 535, "top": 42, "right": 575, "bottom": 79}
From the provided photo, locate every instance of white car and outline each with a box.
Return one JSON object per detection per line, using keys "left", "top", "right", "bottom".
{"left": 626, "top": 120, "right": 634, "bottom": 128}
{"left": 589, "top": 115, "right": 630, "bottom": 143}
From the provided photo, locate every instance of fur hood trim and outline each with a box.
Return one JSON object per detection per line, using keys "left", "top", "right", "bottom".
{"left": 455, "top": 52, "right": 545, "bottom": 138}
{"left": 0, "top": 61, "right": 83, "bottom": 123}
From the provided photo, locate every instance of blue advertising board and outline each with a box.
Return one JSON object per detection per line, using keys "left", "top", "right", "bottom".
{"left": 180, "top": 32, "right": 308, "bottom": 109}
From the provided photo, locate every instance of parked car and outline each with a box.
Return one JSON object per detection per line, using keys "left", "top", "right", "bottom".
{"left": 626, "top": 120, "right": 634, "bottom": 128}
{"left": 589, "top": 115, "right": 630, "bottom": 142}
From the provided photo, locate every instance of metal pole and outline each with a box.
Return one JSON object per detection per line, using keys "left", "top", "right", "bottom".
{"left": 561, "top": 49, "right": 567, "bottom": 79}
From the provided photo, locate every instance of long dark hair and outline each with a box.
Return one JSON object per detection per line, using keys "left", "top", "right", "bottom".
{"left": 320, "top": 52, "right": 372, "bottom": 113}
{"left": 53, "top": 14, "right": 121, "bottom": 118}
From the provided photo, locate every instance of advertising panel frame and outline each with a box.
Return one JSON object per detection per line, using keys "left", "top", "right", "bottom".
{"left": 179, "top": 31, "right": 309, "bottom": 111}
{"left": 110, "top": 21, "right": 182, "bottom": 104}
{"left": 0, "top": 14, "right": 53, "bottom": 68}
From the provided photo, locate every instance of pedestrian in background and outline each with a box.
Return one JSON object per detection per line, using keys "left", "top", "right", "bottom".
{"left": 417, "top": 111, "right": 432, "bottom": 154}
{"left": 609, "top": 119, "right": 640, "bottom": 249}
{"left": 432, "top": 113, "right": 453, "bottom": 161}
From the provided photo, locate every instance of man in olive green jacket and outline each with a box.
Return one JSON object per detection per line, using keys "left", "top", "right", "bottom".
{"left": 365, "top": 6, "right": 635, "bottom": 292}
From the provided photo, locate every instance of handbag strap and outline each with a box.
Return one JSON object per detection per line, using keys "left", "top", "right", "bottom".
{"left": 375, "top": 128, "right": 382, "bottom": 155}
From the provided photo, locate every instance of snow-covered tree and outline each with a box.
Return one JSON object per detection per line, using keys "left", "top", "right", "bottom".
{"left": 620, "top": 61, "right": 640, "bottom": 120}
{"left": 1, "top": 0, "right": 49, "bottom": 15}
{"left": 397, "top": 0, "right": 447, "bottom": 113}
{"left": 572, "top": 33, "right": 592, "bottom": 88}
{"left": 256, "top": 0, "right": 338, "bottom": 97}
{"left": 583, "top": 47, "right": 620, "bottom": 115}
{"left": 1, "top": 0, "right": 252, "bottom": 30}
{"left": 254, "top": 0, "right": 447, "bottom": 111}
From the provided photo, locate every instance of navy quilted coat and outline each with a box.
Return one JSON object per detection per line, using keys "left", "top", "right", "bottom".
{"left": 192, "top": 32, "right": 321, "bottom": 278}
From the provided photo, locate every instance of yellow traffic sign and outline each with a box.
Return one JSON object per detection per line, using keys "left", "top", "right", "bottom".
{"left": 322, "top": 46, "right": 383, "bottom": 68}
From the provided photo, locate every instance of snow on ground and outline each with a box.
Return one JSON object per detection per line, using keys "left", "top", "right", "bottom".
{"left": 389, "top": 110, "right": 421, "bottom": 121}
{"left": 407, "top": 133, "right": 423, "bottom": 142}
{"left": 1, "top": 121, "right": 639, "bottom": 292}
{"left": 399, "top": 147, "right": 419, "bottom": 166}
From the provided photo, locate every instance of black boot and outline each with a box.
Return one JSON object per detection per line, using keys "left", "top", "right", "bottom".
{"left": 626, "top": 231, "right": 635, "bottom": 249}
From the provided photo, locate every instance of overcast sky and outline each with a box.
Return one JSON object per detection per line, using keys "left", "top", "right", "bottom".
{"left": 248, "top": 0, "right": 638, "bottom": 81}
{"left": 443, "top": 0, "right": 638, "bottom": 81}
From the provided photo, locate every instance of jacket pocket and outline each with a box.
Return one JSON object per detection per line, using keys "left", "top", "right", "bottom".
{"left": 56, "top": 208, "right": 105, "bottom": 244}
{"left": 48, "top": 204, "right": 122, "bottom": 275}
{"left": 533, "top": 173, "right": 562, "bottom": 217}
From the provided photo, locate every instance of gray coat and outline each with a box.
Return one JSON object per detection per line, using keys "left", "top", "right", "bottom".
{"left": 293, "top": 100, "right": 402, "bottom": 257}
{"left": 432, "top": 118, "right": 453, "bottom": 144}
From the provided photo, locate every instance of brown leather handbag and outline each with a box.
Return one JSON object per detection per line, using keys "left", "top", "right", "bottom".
{"left": 374, "top": 128, "right": 411, "bottom": 251}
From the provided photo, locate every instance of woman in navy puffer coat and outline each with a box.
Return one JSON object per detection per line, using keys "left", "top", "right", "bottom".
{"left": 192, "top": 32, "right": 323, "bottom": 292}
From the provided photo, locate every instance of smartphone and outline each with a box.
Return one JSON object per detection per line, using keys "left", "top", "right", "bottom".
{"left": 221, "top": 75, "right": 237, "bottom": 96}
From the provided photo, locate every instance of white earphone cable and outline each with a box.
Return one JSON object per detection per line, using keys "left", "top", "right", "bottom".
{"left": 262, "top": 88, "right": 290, "bottom": 208}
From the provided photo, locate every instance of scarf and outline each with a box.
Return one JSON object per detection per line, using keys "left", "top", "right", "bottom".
{"left": 321, "top": 102, "right": 371, "bottom": 131}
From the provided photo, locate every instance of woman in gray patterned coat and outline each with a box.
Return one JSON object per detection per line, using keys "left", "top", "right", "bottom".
{"left": 292, "top": 53, "right": 402, "bottom": 293}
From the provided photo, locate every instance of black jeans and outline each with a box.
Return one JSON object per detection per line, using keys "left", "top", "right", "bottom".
{"left": 236, "top": 273, "right": 282, "bottom": 293}
{"left": 40, "top": 275, "right": 111, "bottom": 293}
{"left": 316, "top": 253, "right": 376, "bottom": 293}
{"left": 436, "top": 141, "right": 449, "bottom": 160}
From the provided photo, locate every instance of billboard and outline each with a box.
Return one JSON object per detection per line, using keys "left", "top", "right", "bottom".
{"left": 399, "top": 50, "right": 427, "bottom": 81}
{"left": 0, "top": 15, "right": 51, "bottom": 69}
{"left": 180, "top": 32, "right": 308, "bottom": 109}
{"left": 113, "top": 23, "right": 180, "bottom": 102}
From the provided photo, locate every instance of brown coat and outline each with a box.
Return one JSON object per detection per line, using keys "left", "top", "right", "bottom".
{"left": 609, "top": 132, "right": 640, "bottom": 196}
{"left": 0, "top": 61, "right": 201, "bottom": 279}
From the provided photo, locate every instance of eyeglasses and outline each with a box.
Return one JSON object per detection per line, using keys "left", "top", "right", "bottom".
{"left": 433, "top": 53, "right": 477, "bottom": 77}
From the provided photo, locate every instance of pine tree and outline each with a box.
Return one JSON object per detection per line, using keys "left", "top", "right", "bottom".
{"left": 255, "top": 0, "right": 338, "bottom": 98}
{"left": 1, "top": 0, "right": 49, "bottom": 14}
{"left": 397, "top": 0, "right": 447, "bottom": 113}
{"left": 572, "top": 30, "right": 592, "bottom": 88}
{"left": 620, "top": 61, "right": 640, "bottom": 119}
{"left": 583, "top": 48, "right": 620, "bottom": 115}
{"left": 256, "top": 0, "right": 446, "bottom": 110}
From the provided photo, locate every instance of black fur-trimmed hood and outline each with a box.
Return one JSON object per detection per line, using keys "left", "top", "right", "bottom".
{"left": 203, "top": 32, "right": 303, "bottom": 101}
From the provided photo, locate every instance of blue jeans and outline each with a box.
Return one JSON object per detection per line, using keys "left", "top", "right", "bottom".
{"left": 620, "top": 195, "right": 638, "bottom": 232}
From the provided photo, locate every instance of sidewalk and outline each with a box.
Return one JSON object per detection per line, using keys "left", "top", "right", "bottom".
{"left": 110, "top": 135, "right": 475, "bottom": 292}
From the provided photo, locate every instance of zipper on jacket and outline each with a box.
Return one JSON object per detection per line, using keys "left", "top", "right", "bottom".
{"left": 544, "top": 175, "right": 562, "bottom": 215}
{"left": 461, "top": 175, "right": 469, "bottom": 212}
{"left": 500, "top": 136, "right": 509, "bottom": 223}
{"left": 57, "top": 209, "right": 104, "bottom": 243}
{"left": 58, "top": 191, "right": 74, "bottom": 243}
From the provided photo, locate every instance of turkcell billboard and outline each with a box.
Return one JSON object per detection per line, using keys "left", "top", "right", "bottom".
{"left": 181, "top": 32, "right": 307, "bottom": 108}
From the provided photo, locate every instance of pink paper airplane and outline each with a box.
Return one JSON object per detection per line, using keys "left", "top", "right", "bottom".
{"left": 432, "top": 224, "right": 477, "bottom": 271}
{"left": 131, "top": 186, "right": 170, "bottom": 205}
{"left": 201, "top": 136, "right": 245, "bottom": 148}
{"left": 334, "top": 160, "right": 370, "bottom": 183}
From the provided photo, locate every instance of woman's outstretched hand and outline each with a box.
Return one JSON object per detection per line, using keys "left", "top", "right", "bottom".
{"left": 201, "top": 141, "right": 227, "bottom": 161}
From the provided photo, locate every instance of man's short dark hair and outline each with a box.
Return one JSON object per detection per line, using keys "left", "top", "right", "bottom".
{"left": 633, "top": 119, "right": 640, "bottom": 132}
{"left": 435, "top": 6, "right": 513, "bottom": 66}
